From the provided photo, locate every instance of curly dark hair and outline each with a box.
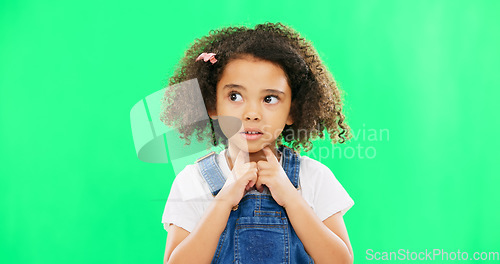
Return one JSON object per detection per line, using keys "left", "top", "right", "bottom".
{"left": 160, "top": 22, "right": 351, "bottom": 152}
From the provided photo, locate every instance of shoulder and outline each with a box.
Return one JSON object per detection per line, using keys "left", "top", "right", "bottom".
{"left": 173, "top": 150, "right": 221, "bottom": 186}
{"left": 297, "top": 155, "right": 346, "bottom": 195}
{"left": 170, "top": 163, "right": 211, "bottom": 201}
{"left": 172, "top": 164, "right": 199, "bottom": 185}
{"left": 298, "top": 155, "right": 335, "bottom": 179}
{"left": 297, "top": 155, "right": 354, "bottom": 218}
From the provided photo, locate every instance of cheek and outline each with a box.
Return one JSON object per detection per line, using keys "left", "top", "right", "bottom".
{"left": 215, "top": 98, "right": 240, "bottom": 116}
{"left": 216, "top": 100, "right": 231, "bottom": 113}
{"left": 274, "top": 104, "right": 292, "bottom": 119}
{"left": 214, "top": 93, "right": 226, "bottom": 111}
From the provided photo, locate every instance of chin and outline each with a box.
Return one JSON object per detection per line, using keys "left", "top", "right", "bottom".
{"left": 229, "top": 140, "right": 271, "bottom": 153}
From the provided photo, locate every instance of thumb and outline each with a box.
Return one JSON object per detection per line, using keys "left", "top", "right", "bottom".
{"left": 263, "top": 147, "right": 279, "bottom": 165}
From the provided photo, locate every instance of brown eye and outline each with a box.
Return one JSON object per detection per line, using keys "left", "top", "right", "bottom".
{"left": 229, "top": 93, "right": 243, "bottom": 102}
{"left": 264, "top": 95, "right": 279, "bottom": 104}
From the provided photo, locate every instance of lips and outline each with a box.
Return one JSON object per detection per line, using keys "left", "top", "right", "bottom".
{"left": 240, "top": 128, "right": 263, "bottom": 140}
{"left": 241, "top": 128, "right": 263, "bottom": 135}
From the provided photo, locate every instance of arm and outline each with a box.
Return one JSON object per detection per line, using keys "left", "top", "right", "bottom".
{"left": 163, "top": 224, "right": 189, "bottom": 263}
{"left": 166, "top": 152, "right": 259, "bottom": 263}
{"left": 165, "top": 199, "right": 233, "bottom": 264}
{"left": 284, "top": 191, "right": 353, "bottom": 264}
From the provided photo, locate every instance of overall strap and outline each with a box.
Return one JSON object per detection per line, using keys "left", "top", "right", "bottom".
{"left": 196, "top": 152, "right": 226, "bottom": 197}
{"left": 278, "top": 145, "right": 301, "bottom": 189}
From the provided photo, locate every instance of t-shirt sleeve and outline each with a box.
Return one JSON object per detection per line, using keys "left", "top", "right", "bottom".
{"left": 161, "top": 166, "right": 203, "bottom": 233}
{"left": 310, "top": 160, "right": 354, "bottom": 221}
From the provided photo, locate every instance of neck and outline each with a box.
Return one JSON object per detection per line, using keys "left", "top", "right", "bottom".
{"left": 225, "top": 143, "right": 279, "bottom": 170}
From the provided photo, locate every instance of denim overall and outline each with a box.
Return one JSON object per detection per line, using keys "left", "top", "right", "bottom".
{"left": 196, "top": 145, "right": 314, "bottom": 264}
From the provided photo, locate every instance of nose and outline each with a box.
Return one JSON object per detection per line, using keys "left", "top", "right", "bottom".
{"left": 245, "top": 112, "right": 260, "bottom": 121}
{"left": 244, "top": 103, "right": 261, "bottom": 121}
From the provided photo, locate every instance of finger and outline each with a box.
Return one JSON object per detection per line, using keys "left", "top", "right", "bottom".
{"left": 255, "top": 181, "right": 262, "bottom": 192}
{"left": 246, "top": 177, "right": 256, "bottom": 190}
{"left": 257, "top": 160, "right": 271, "bottom": 170}
{"left": 255, "top": 177, "right": 265, "bottom": 193}
{"left": 244, "top": 167, "right": 258, "bottom": 190}
{"left": 263, "top": 147, "right": 279, "bottom": 165}
{"left": 247, "top": 161, "right": 257, "bottom": 172}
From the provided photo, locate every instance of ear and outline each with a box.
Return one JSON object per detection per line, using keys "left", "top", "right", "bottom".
{"left": 286, "top": 113, "right": 293, "bottom": 126}
{"left": 286, "top": 103, "right": 294, "bottom": 125}
{"left": 208, "top": 109, "right": 218, "bottom": 120}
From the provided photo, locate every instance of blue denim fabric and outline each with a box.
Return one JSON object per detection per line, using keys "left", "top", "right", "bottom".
{"left": 197, "top": 145, "right": 314, "bottom": 264}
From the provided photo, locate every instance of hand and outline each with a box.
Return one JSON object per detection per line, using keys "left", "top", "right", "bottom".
{"left": 255, "top": 147, "right": 300, "bottom": 208}
{"left": 215, "top": 151, "right": 258, "bottom": 209}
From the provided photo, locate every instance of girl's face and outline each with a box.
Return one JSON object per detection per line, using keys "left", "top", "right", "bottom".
{"left": 210, "top": 56, "right": 293, "bottom": 154}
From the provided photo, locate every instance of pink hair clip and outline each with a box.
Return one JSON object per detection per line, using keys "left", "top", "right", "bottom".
{"left": 196, "top": 52, "right": 217, "bottom": 64}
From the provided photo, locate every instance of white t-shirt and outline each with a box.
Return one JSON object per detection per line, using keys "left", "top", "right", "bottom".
{"left": 162, "top": 149, "right": 354, "bottom": 233}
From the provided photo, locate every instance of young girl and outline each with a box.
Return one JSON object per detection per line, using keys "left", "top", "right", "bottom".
{"left": 160, "top": 22, "right": 354, "bottom": 264}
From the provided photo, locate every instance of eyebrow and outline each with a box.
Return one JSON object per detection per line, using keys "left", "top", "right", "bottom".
{"left": 223, "top": 84, "right": 285, "bottom": 95}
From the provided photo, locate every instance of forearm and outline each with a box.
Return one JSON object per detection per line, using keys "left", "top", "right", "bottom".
{"left": 167, "top": 199, "right": 233, "bottom": 264}
{"left": 284, "top": 192, "right": 353, "bottom": 264}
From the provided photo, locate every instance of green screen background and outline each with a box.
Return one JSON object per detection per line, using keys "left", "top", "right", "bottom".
{"left": 1, "top": 0, "right": 499, "bottom": 263}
